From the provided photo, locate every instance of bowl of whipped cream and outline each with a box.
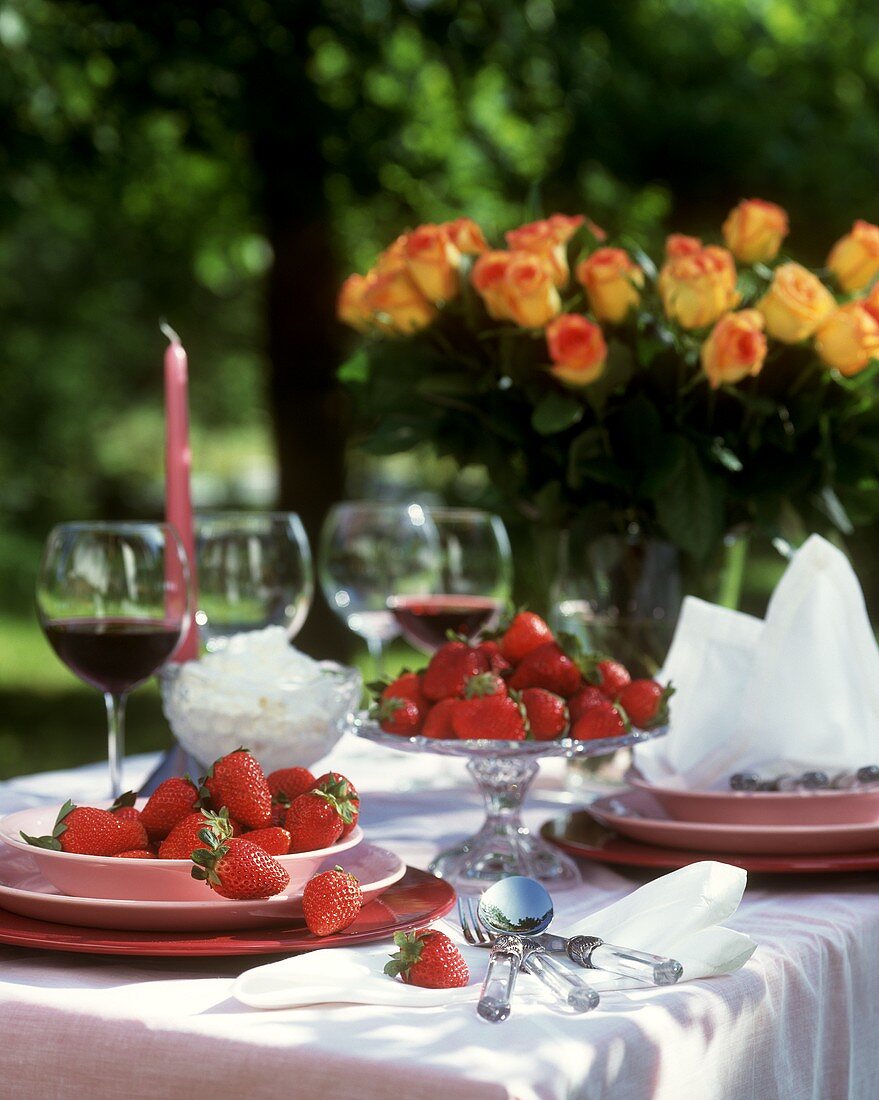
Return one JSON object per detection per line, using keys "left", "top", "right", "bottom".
{"left": 160, "top": 627, "right": 362, "bottom": 773}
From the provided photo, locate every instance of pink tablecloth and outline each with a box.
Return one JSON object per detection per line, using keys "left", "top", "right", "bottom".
{"left": 0, "top": 735, "right": 877, "bottom": 1100}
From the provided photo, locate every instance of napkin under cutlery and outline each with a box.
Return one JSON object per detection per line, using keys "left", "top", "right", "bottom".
{"left": 233, "top": 860, "right": 756, "bottom": 1010}
{"left": 635, "top": 534, "right": 879, "bottom": 789}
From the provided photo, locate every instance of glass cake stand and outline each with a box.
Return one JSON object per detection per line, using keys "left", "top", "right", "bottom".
{"left": 352, "top": 715, "right": 667, "bottom": 890}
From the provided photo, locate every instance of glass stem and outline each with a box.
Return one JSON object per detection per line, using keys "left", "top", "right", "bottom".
{"left": 104, "top": 692, "right": 127, "bottom": 798}
{"left": 365, "top": 634, "right": 385, "bottom": 678}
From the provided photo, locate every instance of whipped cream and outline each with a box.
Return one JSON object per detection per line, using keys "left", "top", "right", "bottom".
{"left": 161, "top": 627, "right": 362, "bottom": 772}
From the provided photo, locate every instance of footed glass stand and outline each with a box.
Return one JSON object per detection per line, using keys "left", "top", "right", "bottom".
{"left": 352, "top": 716, "right": 667, "bottom": 891}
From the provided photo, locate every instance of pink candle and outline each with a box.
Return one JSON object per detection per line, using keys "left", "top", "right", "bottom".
{"left": 162, "top": 323, "right": 199, "bottom": 661}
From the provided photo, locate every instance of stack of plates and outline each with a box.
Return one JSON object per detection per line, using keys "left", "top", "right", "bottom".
{"left": 542, "top": 773, "right": 879, "bottom": 874}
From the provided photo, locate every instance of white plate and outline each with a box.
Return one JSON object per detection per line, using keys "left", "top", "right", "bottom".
{"left": 590, "top": 788, "right": 879, "bottom": 855}
{"left": 0, "top": 841, "right": 405, "bottom": 932}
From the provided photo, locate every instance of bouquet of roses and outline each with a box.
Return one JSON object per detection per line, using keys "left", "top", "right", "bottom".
{"left": 337, "top": 201, "right": 879, "bottom": 563}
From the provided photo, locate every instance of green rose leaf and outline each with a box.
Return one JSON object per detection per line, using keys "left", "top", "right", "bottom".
{"left": 531, "top": 391, "right": 584, "bottom": 435}
{"left": 655, "top": 440, "right": 725, "bottom": 561}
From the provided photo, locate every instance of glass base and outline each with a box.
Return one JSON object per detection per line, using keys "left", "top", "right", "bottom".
{"left": 429, "top": 822, "right": 581, "bottom": 891}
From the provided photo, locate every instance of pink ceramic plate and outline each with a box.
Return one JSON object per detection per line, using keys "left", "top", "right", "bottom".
{"left": 0, "top": 840, "right": 405, "bottom": 931}
{"left": 627, "top": 772, "right": 879, "bottom": 827}
{"left": 0, "top": 803, "right": 363, "bottom": 902}
{"left": 540, "top": 812, "right": 879, "bottom": 874}
{"left": 0, "top": 867, "right": 455, "bottom": 956}
{"left": 589, "top": 788, "right": 879, "bottom": 854}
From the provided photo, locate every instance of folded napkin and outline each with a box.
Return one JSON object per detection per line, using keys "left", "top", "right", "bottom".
{"left": 635, "top": 534, "right": 879, "bottom": 789}
{"left": 233, "top": 861, "right": 755, "bottom": 1010}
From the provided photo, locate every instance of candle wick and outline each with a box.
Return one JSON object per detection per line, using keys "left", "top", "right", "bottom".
{"left": 160, "top": 319, "right": 182, "bottom": 346}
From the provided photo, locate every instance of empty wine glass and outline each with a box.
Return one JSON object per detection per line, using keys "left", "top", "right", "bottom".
{"left": 36, "top": 522, "right": 190, "bottom": 797}
{"left": 194, "top": 512, "right": 314, "bottom": 649}
{"left": 319, "top": 502, "right": 441, "bottom": 674}
{"left": 388, "top": 507, "right": 513, "bottom": 653}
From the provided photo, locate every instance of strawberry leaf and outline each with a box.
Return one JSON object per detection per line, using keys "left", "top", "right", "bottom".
{"left": 110, "top": 791, "right": 138, "bottom": 810}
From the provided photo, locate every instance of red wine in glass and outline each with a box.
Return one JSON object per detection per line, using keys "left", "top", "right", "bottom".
{"left": 43, "top": 619, "right": 182, "bottom": 695}
{"left": 388, "top": 594, "right": 503, "bottom": 652}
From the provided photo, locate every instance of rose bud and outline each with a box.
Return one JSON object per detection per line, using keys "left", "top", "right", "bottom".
{"left": 546, "top": 314, "right": 607, "bottom": 386}
{"left": 658, "top": 245, "right": 739, "bottom": 329}
{"left": 722, "top": 198, "right": 789, "bottom": 265}
{"left": 502, "top": 251, "right": 562, "bottom": 328}
{"left": 756, "top": 262, "right": 836, "bottom": 344}
{"left": 404, "top": 224, "right": 461, "bottom": 303}
{"left": 815, "top": 302, "right": 879, "bottom": 377}
{"left": 576, "top": 247, "right": 644, "bottom": 324}
{"left": 700, "top": 310, "right": 767, "bottom": 389}
{"left": 827, "top": 220, "right": 879, "bottom": 293}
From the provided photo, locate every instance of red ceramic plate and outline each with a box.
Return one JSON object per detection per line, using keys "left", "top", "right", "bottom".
{"left": 0, "top": 867, "right": 454, "bottom": 956}
{"left": 540, "top": 812, "right": 879, "bottom": 874}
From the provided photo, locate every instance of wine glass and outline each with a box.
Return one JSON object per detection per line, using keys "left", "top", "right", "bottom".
{"left": 319, "top": 501, "right": 441, "bottom": 674}
{"left": 36, "top": 522, "right": 190, "bottom": 797}
{"left": 388, "top": 507, "right": 513, "bottom": 653}
{"left": 194, "top": 512, "right": 314, "bottom": 649}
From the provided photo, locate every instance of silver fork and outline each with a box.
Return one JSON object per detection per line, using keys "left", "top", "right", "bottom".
{"left": 458, "top": 894, "right": 600, "bottom": 1017}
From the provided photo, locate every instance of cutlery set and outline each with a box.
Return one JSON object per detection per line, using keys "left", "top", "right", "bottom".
{"left": 457, "top": 876, "right": 683, "bottom": 1022}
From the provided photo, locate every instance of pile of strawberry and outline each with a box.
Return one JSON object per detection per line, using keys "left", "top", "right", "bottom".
{"left": 373, "top": 611, "right": 673, "bottom": 742}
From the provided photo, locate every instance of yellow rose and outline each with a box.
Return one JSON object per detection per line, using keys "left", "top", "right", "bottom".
{"left": 722, "top": 198, "right": 789, "bottom": 264}
{"left": 472, "top": 250, "right": 515, "bottom": 321}
{"left": 502, "top": 251, "right": 562, "bottom": 328}
{"left": 404, "top": 224, "right": 461, "bottom": 303}
{"left": 505, "top": 214, "right": 585, "bottom": 287}
{"left": 546, "top": 314, "right": 607, "bottom": 386}
{"left": 658, "top": 245, "right": 740, "bottom": 329}
{"left": 362, "top": 266, "right": 437, "bottom": 334}
{"left": 700, "top": 310, "right": 767, "bottom": 388}
{"left": 337, "top": 273, "right": 376, "bottom": 332}
{"left": 575, "top": 247, "right": 644, "bottom": 324}
{"left": 827, "top": 220, "right": 879, "bottom": 293}
{"left": 814, "top": 303, "right": 879, "bottom": 377}
{"left": 756, "top": 262, "right": 835, "bottom": 343}
{"left": 443, "top": 218, "right": 489, "bottom": 255}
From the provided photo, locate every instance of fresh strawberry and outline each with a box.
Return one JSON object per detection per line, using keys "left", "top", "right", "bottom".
{"left": 508, "top": 642, "right": 581, "bottom": 697}
{"left": 139, "top": 777, "right": 200, "bottom": 841}
{"left": 618, "top": 679, "right": 674, "bottom": 729}
{"left": 422, "top": 697, "right": 459, "bottom": 739}
{"left": 109, "top": 791, "right": 142, "bottom": 824}
{"left": 571, "top": 700, "right": 628, "bottom": 740}
{"left": 422, "top": 641, "right": 485, "bottom": 701}
{"left": 191, "top": 836, "right": 290, "bottom": 900}
{"left": 157, "top": 808, "right": 232, "bottom": 860}
{"left": 384, "top": 929, "right": 469, "bottom": 989}
{"left": 242, "top": 826, "right": 292, "bottom": 856}
{"left": 474, "top": 639, "right": 512, "bottom": 675}
{"left": 451, "top": 693, "right": 527, "bottom": 741}
{"left": 377, "top": 696, "right": 423, "bottom": 735}
{"left": 499, "top": 611, "right": 554, "bottom": 665}
{"left": 115, "top": 849, "right": 157, "bottom": 859}
{"left": 520, "top": 687, "right": 569, "bottom": 740}
{"left": 115, "top": 815, "right": 149, "bottom": 852}
{"left": 301, "top": 866, "right": 363, "bottom": 935}
{"left": 284, "top": 792, "right": 344, "bottom": 852}
{"left": 21, "top": 801, "right": 134, "bottom": 857}
{"left": 268, "top": 767, "right": 316, "bottom": 804}
{"left": 568, "top": 684, "right": 607, "bottom": 723}
{"left": 379, "top": 671, "right": 429, "bottom": 711}
{"left": 590, "top": 659, "right": 631, "bottom": 699}
{"left": 311, "top": 772, "right": 360, "bottom": 839}
{"left": 201, "top": 749, "right": 272, "bottom": 830}
{"left": 463, "top": 671, "right": 507, "bottom": 698}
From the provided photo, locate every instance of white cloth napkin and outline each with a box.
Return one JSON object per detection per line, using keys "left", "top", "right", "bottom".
{"left": 233, "top": 861, "right": 755, "bottom": 1010}
{"left": 635, "top": 534, "right": 879, "bottom": 789}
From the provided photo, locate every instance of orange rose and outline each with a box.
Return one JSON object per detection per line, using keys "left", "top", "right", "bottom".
{"left": 814, "top": 303, "right": 879, "bottom": 377}
{"left": 700, "top": 310, "right": 767, "bottom": 388}
{"left": 722, "top": 198, "right": 789, "bottom": 264}
{"left": 863, "top": 283, "right": 879, "bottom": 325}
{"left": 502, "top": 252, "right": 562, "bottom": 328}
{"left": 443, "top": 218, "right": 489, "bottom": 255}
{"left": 576, "top": 248, "right": 644, "bottom": 324}
{"left": 827, "top": 220, "right": 879, "bottom": 293}
{"left": 403, "top": 224, "right": 461, "bottom": 303}
{"left": 546, "top": 314, "right": 607, "bottom": 386}
{"left": 505, "top": 214, "right": 585, "bottom": 287}
{"left": 472, "top": 250, "right": 515, "bottom": 321}
{"left": 658, "top": 245, "right": 739, "bottom": 329}
{"left": 362, "top": 266, "right": 437, "bottom": 334}
{"left": 756, "top": 262, "right": 835, "bottom": 343}
{"left": 337, "top": 273, "right": 377, "bottom": 332}
{"left": 375, "top": 234, "right": 409, "bottom": 274}
{"left": 665, "top": 234, "right": 703, "bottom": 258}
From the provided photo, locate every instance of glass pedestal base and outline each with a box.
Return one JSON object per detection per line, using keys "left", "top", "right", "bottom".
{"left": 429, "top": 827, "right": 581, "bottom": 889}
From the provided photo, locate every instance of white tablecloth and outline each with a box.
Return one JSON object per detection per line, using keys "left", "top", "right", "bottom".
{"left": 0, "top": 735, "right": 877, "bottom": 1100}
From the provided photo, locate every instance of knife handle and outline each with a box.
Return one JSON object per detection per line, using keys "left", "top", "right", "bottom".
{"left": 567, "top": 936, "right": 683, "bottom": 986}
{"left": 523, "top": 946, "right": 599, "bottom": 1012}
{"left": 477, "top": 935, "right": 524, "bottom": 1023}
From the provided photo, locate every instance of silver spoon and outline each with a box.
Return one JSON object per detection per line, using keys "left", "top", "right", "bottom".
{"left": 475, "top": 876, "right": 599, "bottom": 1021}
